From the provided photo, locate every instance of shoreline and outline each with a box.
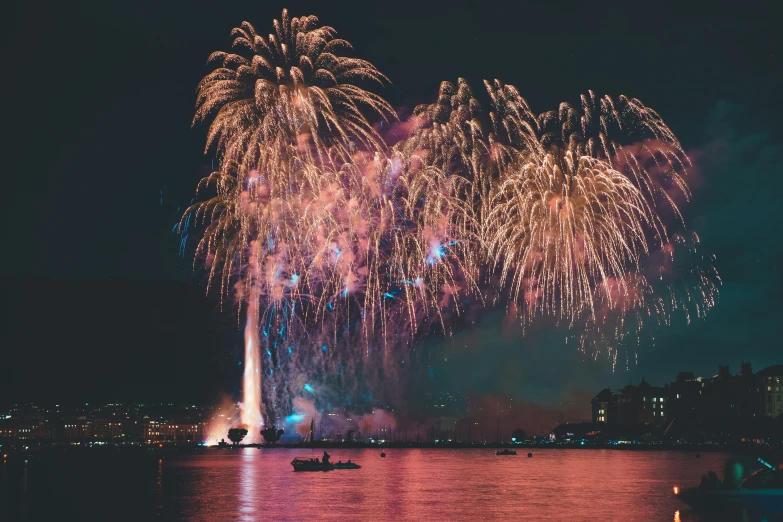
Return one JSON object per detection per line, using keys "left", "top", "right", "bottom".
{"left": 5, "top": 441, "right": 780, "bottom": 455}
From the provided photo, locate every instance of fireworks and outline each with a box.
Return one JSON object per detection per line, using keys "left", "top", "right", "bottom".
{"left": 485, "top": 150, "right": 652, "bottom": 326}
{"left": 536, "top": 91, "right": 692, "bottom": 236}
{"left": 655, "top": 230, "right": 721, "bottom": 324}
{"left": 182, "top": 10, "right": 718, "bottom": 426}
{"left": 194, "top": 10, "right": 394, "bottom": 167}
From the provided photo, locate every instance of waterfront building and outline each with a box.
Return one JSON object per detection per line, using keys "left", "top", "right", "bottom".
{"left": 757, "top": 365, "right": 783, "bottom": 418}
{"left": 141, "top": 417, "right": 204, "bottom": 444}
{"left": 0, "top": 418, "right": 51, "bottom": 444}
{"left": 591, "top": 389, "right": 617, "bottom": 424}
{"left": 593, "top": 362, "right": 782, "bottom": 429}
{"left": 93, "top": 418, "right": 125, "bottom": 441}
{"left": 61, "top": 418, "right": 94, "bottom": 442}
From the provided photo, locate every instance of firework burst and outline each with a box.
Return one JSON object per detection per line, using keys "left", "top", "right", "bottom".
{"left": 181, "top": 10, "right": 719, "bottom": 425}
{"left": 194, "top": 9, "right": 395, "bottom": 167}
{"left": 485, "top": 150, "right": 652, "bottom": 326}
{"left": 536, "top": 91, "right": 691, "bottom": 236}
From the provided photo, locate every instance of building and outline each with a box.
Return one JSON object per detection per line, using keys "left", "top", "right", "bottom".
{"left": 757, "top": 365, "right": 783, "bottom": 418}
{"left": 0, "top": 417, "right": 52, "bottom": 445}
{"left": 18, "top": 420, "right": 52, "bottom": 443}
{"left": 93, "top": 419, "right": 125, "bottom": 441}
{"left": 614, "top": 378, "right": 670, "bottom": 426}
{"left": 593, "top": 362, "right": 783, "bottom": 429}
{"left": 635, "top": 379, "right": 669, "bottom": 425}
{"left": 591, "top": 389, "right": 617, "bottom": 424}
{"left": 590, "top": 379, "right": 671, "bottom": 426}
{"left": 60, "top": 418, "right": 94, "bottom": 442}
{"left": 737, "top": 361, "right": 760, "bottom": 418}
{"left": 669, "top": 371, "right": 710, "bottom": 423}
{"left": 141, "top": 418, "right": 204, "bottom": 444}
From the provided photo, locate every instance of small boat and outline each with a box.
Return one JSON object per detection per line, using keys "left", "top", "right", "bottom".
{"left": 333, "top": 461, "right": 361, "bottom": 469}
{"left": 495, "top": 449, "right": 517, "bottom": 456}
{"left": 674, "top": 458, "right": 783, "bottom": 517}
{"left": 291, "top": 457, "right": 333, "bottom": 471}
{"left": 291, "top": 457, "right": 361, "bottom": 471}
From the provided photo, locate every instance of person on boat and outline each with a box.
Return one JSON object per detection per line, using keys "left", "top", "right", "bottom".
{"left": 322, "top": 451, "right": 331, "bottom": 465}
{"left": 699, "top": 470, "right": 720, "bottom": 490}
{"left": 723, "top": 459, "right": 743, "bottom": 489}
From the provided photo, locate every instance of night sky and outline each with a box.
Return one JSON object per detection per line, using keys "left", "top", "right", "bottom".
{"left": 2, "top": 0, "right": 781, "bottom": 410}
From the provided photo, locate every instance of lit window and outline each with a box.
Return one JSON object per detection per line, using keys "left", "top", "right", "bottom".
{"left": 676, "top": 394, "right": 680, "bottom": 399}
{"left": 653, "top": 411, "right": 656, "bottom": 416}
{"left": 659, "top": 398, "right": 664, "bottom": 403}
{"left": 652, "top": 397, "right": 657, "bottom": 402}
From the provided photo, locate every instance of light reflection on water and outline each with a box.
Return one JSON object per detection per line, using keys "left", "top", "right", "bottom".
{"left": 238, "top": 449, "right": 257, "bottom": 521}
{"left": 155, "top": 458, "right": 164, "bottom": 517}
{"left": 165, "top": 448, "right": 741, "bottom": 521}
{"left": 3, "top": 448, "right": 769, "bottom": 521}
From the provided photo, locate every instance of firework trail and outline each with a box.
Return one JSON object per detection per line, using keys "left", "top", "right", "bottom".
{"left": 655, "top": 230, "right": 721, "bottom": 323}
{"left": 573, "top": 231, "right": 720, "bottom": 368}
{"left": 182, "top": 10, "right": 718, "bottom": 427}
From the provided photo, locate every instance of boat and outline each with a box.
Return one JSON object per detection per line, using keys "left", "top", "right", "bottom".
{"left": 333, "top": 461, "right": 361, "bottom": 469}
{"left": 495, "top": 449, "right": 517, "bottom": 456}
{"left": 673, "top": 458, "right": 783, "bottom": 517}
{"left": 290, "top": 457, "right": 361, "bottom": 471}
{"left": 291, "top": 457, "right": 333, "bottom": 471}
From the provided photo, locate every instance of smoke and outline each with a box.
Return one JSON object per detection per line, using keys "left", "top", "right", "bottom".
{"left": 458, "top": 391, "right": 592, "bottom": 438}
{"left": 274, "top": 396, "right": 398, "bottom": 442}
{"left": 643, "top": 100, "right": 783, "bottom": 375}
{"left": 203, "top": 393, "right": 243, "bottom": 445}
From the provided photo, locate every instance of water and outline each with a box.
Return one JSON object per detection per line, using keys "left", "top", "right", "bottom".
{"left": 0, "top": 448, "right": 768, "bottom": 521}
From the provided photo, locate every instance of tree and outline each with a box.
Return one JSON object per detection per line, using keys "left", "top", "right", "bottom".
{"left": 261, "top": 426, "right": 284, "bottom": 445}
{"left": 227, "top": 428, "right": 248, "bottom": 445}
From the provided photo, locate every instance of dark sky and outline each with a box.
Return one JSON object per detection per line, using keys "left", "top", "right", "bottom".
{"left": 2, "top": 0, "right": 781, "bottom": 408}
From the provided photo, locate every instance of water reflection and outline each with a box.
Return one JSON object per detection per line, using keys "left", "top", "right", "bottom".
{"left": 155, "top": 458, "right": 164, "bottom": 517}
{"left": 4, "top": 449, "right": 770, "bottom": 521}
{"left": 165, "top": 449, "right": 748, "bottom": 521}
{"left": 239, "top": 449, "right": 258, "bottom": 521}
{"left": 21, "top": 458, "right": 29, "bottom": 520}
